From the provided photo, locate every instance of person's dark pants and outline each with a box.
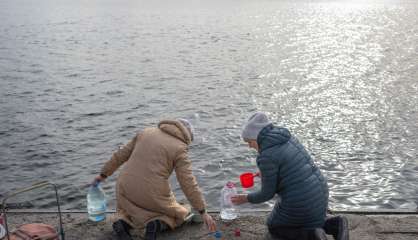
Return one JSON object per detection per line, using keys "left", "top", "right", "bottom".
{"left": 268, "top": 216, "right": 349, "bottom": 240}
{"left": 268, "top": 226, "right": 328, "bottom": 240}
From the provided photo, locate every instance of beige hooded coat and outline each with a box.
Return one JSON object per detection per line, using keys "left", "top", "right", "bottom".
{"left": 100, "top": 120, "right": 206, "bottom": 230}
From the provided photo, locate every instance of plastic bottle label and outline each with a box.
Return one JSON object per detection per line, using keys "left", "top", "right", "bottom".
{"left": 93, "top": 215, "right": 105, "bottom": 221}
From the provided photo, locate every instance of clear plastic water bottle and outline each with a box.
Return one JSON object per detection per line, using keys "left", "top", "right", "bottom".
{"left": 87, "top": 183, "right": 107, "bottom": 222}
{"left": 220, "top": 182, "right": 238, "bottom": 220}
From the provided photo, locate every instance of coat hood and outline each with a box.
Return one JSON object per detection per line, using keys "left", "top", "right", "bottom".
{"left": 257, "top": 124, "right": 291, "bottom": 152}
{"left": 158, "top": 120, "right": 192, "bottom": 145}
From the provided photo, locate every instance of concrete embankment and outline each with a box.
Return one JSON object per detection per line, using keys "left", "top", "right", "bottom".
{"left": 2, "top": 210, "right": 418, "bottom": 239}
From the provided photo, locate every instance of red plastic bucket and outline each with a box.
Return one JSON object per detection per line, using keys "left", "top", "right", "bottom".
{"left": 240, "top": 172, "right": 255, "bottom": 188}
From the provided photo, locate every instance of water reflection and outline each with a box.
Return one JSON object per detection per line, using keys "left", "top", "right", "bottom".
{"left": 0, "top": 0, "right": 417, "bottom": 211}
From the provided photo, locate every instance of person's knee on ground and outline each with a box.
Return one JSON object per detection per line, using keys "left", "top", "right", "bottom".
{"left": 145, "top": 220, "right": 169, "bottom": 240}
{"left": 323, "top": 216, "right": 349, "bottom": 240}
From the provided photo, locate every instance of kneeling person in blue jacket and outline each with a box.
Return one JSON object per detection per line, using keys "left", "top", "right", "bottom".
{"left": 231, "top": 112, "right": 348, "bottom": 240}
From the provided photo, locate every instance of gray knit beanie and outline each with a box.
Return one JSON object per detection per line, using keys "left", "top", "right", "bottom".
{"left": 178, "top": 118, "right": 194, "bottom": 141}
{"left": 241, "top": 112, "right": 272, "bottom": 140}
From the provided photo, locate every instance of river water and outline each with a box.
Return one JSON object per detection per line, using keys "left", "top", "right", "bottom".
{"left": 1, "top": 0, "right": 417, "bottom": 211}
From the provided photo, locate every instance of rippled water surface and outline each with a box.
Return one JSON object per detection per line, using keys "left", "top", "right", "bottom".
{"left": 1, "top": 0, "right": 417, "bottom": 211}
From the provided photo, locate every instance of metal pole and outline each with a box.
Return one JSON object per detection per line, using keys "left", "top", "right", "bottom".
{"left": 52, "top": 183, "right": 65, "bottom": 240}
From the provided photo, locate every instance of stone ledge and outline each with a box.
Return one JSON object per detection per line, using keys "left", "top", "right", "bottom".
{"left": 2, "top": 212, "right": 418, "bottom": 239}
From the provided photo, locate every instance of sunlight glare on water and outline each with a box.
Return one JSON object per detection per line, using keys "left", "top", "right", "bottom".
{"left": 0, "top": 0, "right": 417, "bottom": 211}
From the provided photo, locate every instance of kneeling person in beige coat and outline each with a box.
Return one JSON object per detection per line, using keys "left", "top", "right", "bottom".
{"left": 92, "top": 119, "right": 216, "bottom": 240}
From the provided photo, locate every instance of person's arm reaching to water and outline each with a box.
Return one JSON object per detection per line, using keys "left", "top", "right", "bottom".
{"left": 174, "top": 146, "right": 217, "bottom": 232}
{"left": 92, "top": 134, "right": 138, "bottom": 184}
{"left": 232, "top": 155, "right": 279, "bottom": 205}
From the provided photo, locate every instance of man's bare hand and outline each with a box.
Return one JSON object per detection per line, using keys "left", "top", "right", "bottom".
{"left": 202, "top": 213, "right": 216, "bottom": 232}
{"left": 91, "top": 175, "right": 106, "bottom": 186}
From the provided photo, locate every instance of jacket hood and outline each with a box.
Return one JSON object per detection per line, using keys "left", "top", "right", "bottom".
{"left": 158, "top": 120, "right": 192, "bottom": 145}
{"left": 257, "top": 124, "right": 291, "bottom": 152}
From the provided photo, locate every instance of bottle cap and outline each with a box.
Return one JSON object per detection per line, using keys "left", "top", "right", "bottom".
{"left": 226, "top": 182, "right": 235, "bottom": 188}
{"left": 214, "top": 231, "right": 222, "bottom": 238}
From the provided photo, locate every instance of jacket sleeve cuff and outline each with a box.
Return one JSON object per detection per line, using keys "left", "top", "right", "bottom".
{"left": 198, "top": 209, "right": 207, "bottom": 215}
{"left": 247, "top": 192, "right": 260, "bottom": 204}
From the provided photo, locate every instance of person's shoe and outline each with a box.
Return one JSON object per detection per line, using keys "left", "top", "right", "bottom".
{"left": 144, "top": 221, "right": 159, "bottom": 240}
{"left": 112, "top": 220, "right": 132, "bottom": 240}
{"left": 324, "top": 216, "right": 349, "bottom": 240}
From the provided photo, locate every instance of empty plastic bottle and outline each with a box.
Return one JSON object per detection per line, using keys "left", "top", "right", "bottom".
{"left": 220, "top": 182, "right": 238, "bottom": 220}
{"left": 87, "top": 182, "right": 107, "bottom": 222}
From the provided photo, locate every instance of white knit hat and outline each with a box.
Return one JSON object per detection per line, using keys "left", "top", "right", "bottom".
{"left": 178, "top": 118, "right": 194, "bottom": 141}
{"left": 241, "top": 112, "right": 271, "bottom": 140}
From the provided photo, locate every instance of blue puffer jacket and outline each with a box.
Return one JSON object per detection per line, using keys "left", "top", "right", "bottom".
{"left": 247, "top": 124, "right": 328, "bottom": 229}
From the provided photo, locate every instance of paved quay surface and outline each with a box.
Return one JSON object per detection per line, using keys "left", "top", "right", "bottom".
{"left": 2, "top": 211, "right": 418, "bottom": 239}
